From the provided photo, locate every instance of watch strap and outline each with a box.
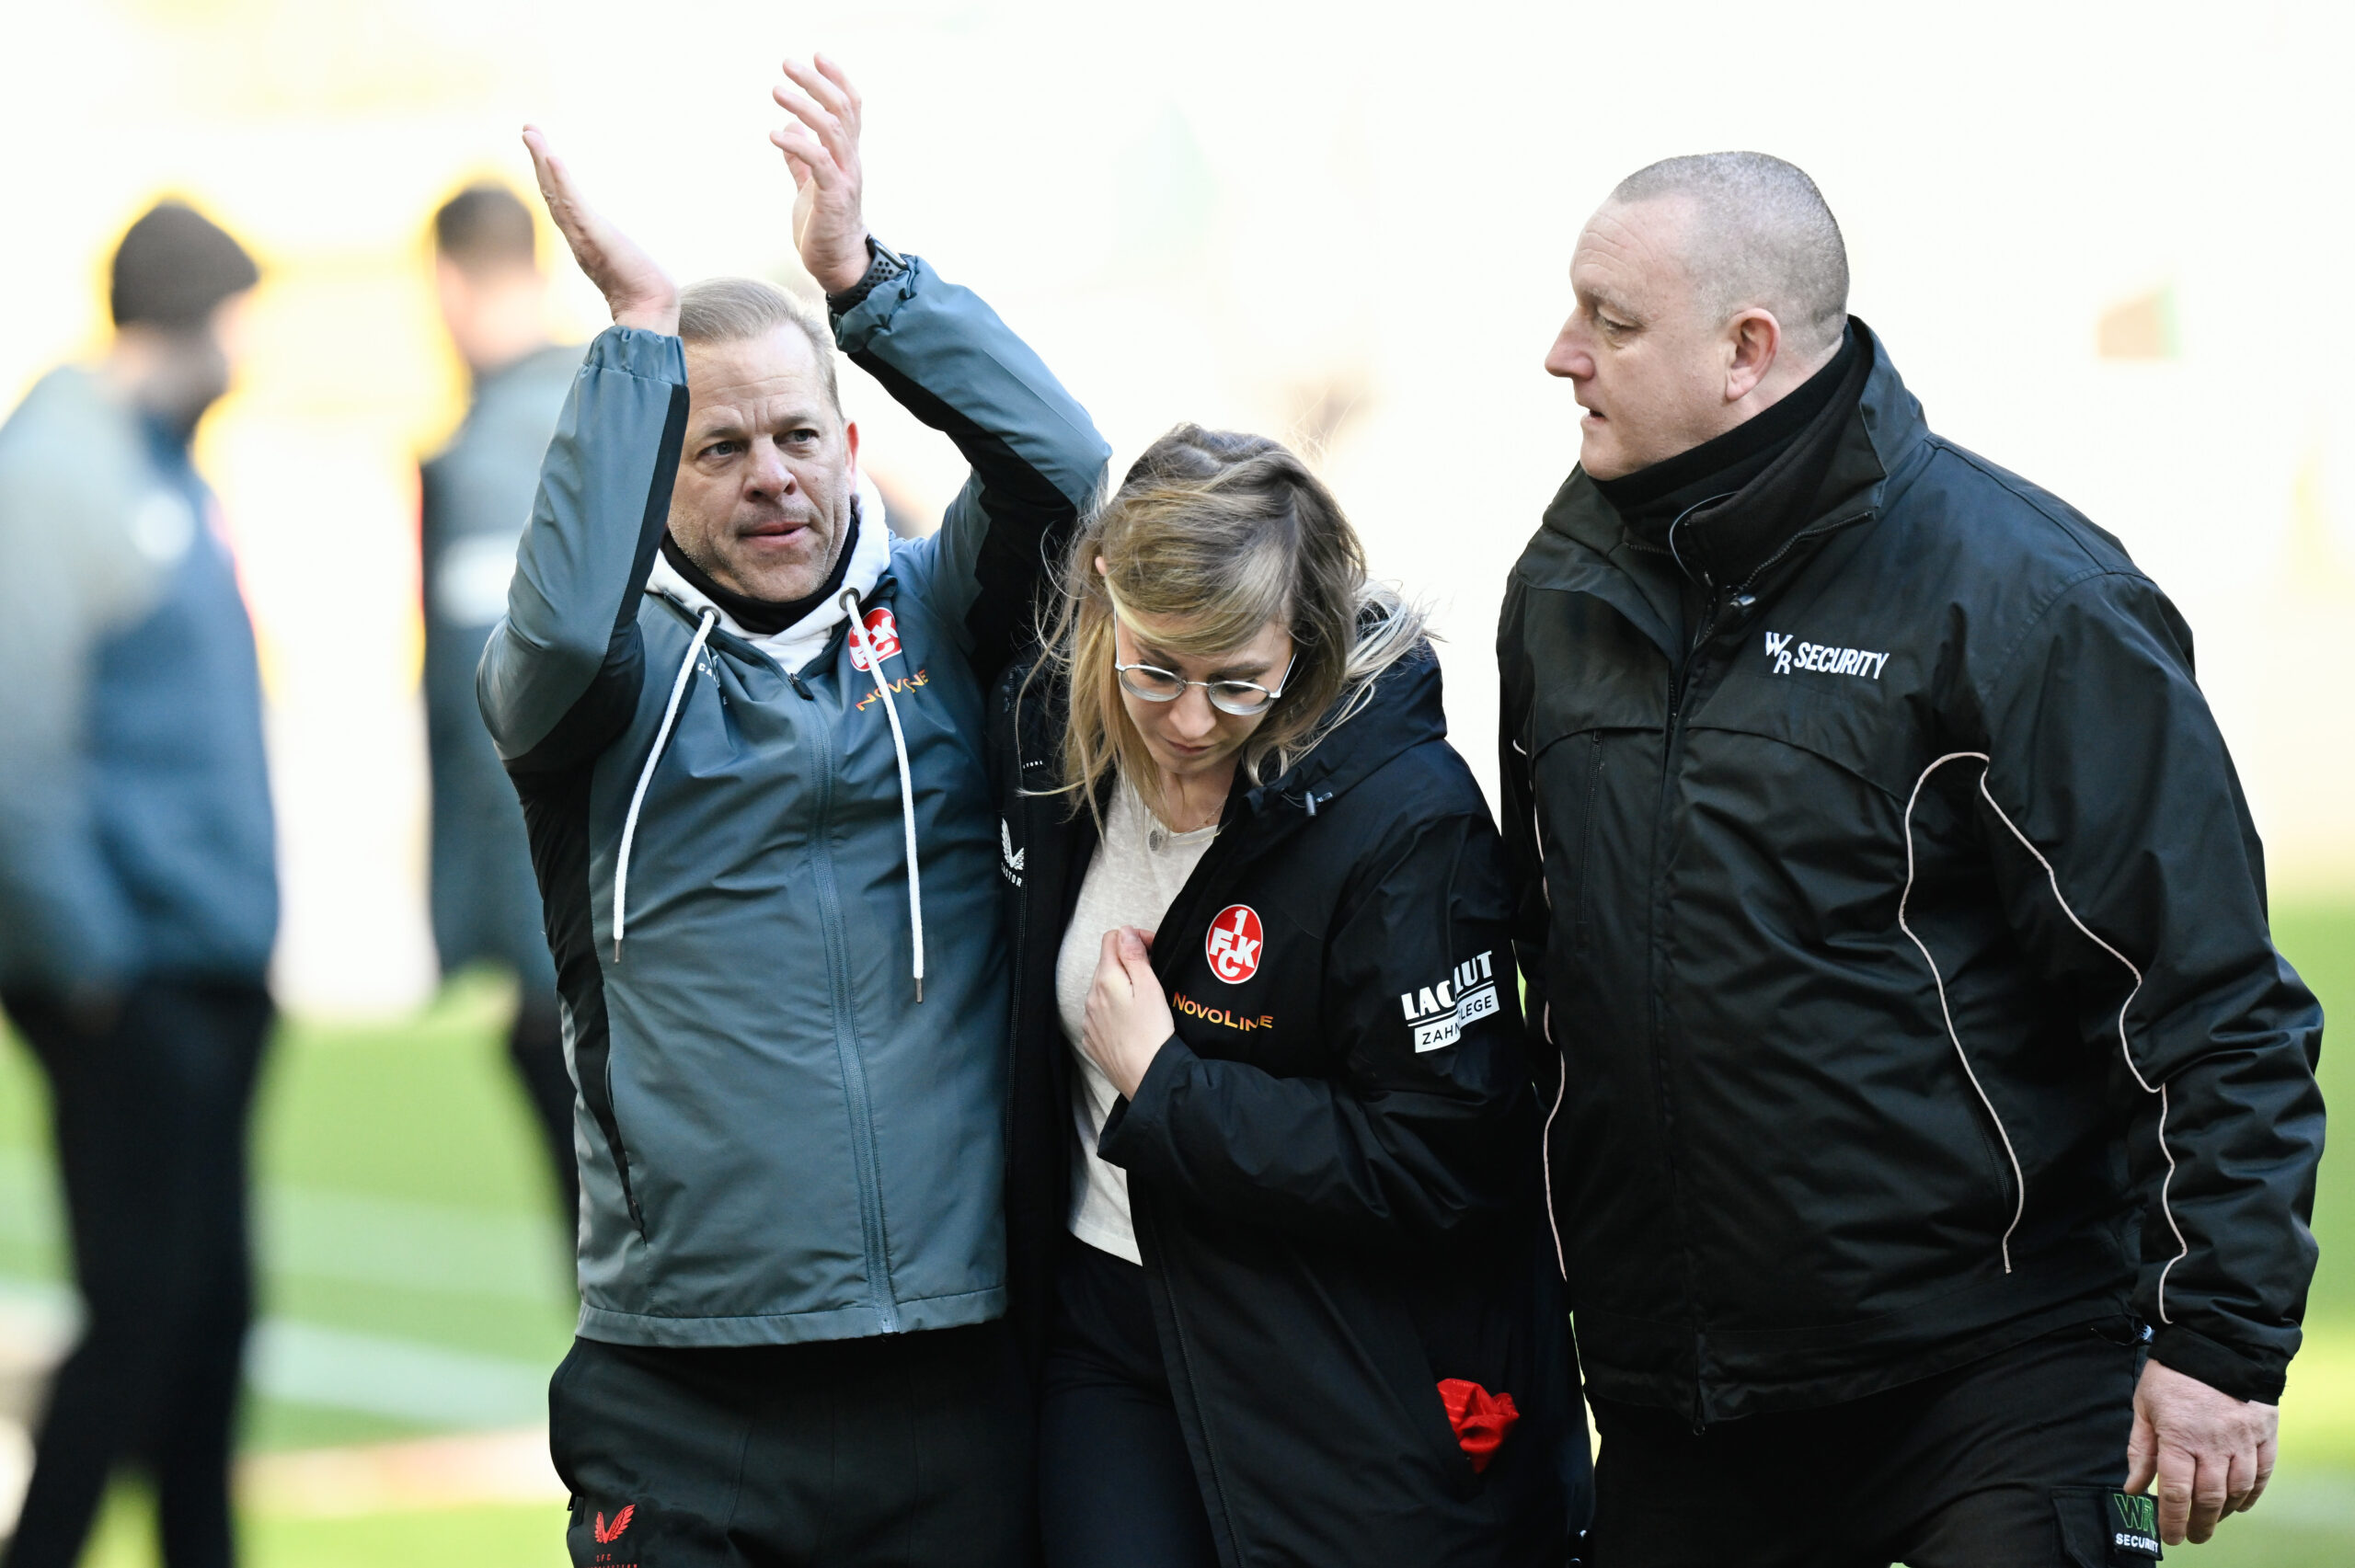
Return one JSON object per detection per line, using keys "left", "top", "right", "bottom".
{"left": 827, "top": 235, "right": 908, "bottom": 317}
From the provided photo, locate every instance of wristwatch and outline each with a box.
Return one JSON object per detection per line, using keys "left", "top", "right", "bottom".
{"left": 827, "top": 235, "right": 908, "bottom": 317}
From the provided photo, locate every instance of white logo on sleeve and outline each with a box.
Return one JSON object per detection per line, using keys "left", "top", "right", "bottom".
{"left": 1765, "top": 630, "right": 1888, "bottom": 680}
{"left": 999, "top": 819, "right": 1025, "bottom": 887}
{"left": 1400, "top": 951, "right": 1500, "bottom": 1052}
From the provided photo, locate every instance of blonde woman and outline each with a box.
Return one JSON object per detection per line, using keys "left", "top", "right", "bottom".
{"left": 989, "top": 426, "right": 1590, "bottom": 1567}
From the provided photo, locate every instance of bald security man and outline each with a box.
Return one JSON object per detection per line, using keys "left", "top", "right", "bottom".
{"left": 1497, "top": 154, "right": 2324, "bottom": 1566}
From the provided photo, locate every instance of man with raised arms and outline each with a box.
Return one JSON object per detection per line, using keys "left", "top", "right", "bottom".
{"left": 481, "top": 56, "right": 1107, "bottom": 1566}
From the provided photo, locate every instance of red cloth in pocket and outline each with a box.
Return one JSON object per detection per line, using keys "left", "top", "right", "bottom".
{"left": 1436, "top": 1378, "right": 1519, "bottom": 1473}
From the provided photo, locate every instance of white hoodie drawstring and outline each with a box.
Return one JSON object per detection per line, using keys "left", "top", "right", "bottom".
{"left": 613, "top": 606, "right": 718, "bottom": 962}
{"left": 842, "top": 587, "right": 925, "bottom": 1002}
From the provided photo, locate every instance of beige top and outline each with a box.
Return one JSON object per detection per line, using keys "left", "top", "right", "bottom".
{"left": 1054, "top": 777, "right": 1217, "bottom": 1265}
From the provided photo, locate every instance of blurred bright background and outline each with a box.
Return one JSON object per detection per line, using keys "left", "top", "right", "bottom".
{"left": 1, "top": 0, "right": 2349, "bottom": 1562}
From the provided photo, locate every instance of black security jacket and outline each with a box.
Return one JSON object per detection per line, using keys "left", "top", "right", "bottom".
{"left": 1498, "top": 320, "right": 2326, "bottom": 1422}
{"left": 993, "top": 646, "right": 1589, "bottom": 1567}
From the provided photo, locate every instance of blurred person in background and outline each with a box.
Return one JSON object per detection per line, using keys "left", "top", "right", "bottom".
{"left": 419, "top": 182, "right": 585, "bottom": 1231}
{"left": 0, "top": 202, "right": 276, "bottom": 1568}
{"left": 487, "top": 56, "right": 1107, "bottom": 1567}
{"left": 1499, "top": 153, "right": 2326, "bottom": 1564}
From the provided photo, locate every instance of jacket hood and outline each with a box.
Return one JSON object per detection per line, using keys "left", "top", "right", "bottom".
{"left": 1238, "top": 635, "right": 1449, "bottom": 821}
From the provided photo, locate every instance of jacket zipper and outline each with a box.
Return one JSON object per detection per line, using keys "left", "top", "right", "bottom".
{"left": 1655, "top": 510, "right": 1874, "bottom": 1429}
{"left": 1005, "top": 744, "right": 1029, "bottom": 1109}
{"left": 1653, "top": 512, "right": 1749, "bottom": 1430}
{"left": 1657, "top": 584, "right": 1717, "bottom": 1431}
{"left": 808, "top": 674, "right": 903, "bottom": 1333}
{"left": 1659, "top": 561, "right": 1770, "bottom": 1428}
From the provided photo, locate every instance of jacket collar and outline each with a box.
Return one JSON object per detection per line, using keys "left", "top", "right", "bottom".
{"left": 1532, "top": 316, "right": 1926, "bottom": 586}
{"left": 1236, "top": 639, "right": 1449, "bottom": 822}
{"left": 1628, "top": 326, "right": 1871, "bottom": 590}
{"left": 646, "top": 475, "right": 891, "bottom": 661}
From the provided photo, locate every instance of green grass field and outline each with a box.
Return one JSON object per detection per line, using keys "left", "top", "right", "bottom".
{"left": 2, "top": 910, "right": 2349, "bottom": 1566}
{"left": 0, "top": 973, "right": 576, "bottom": 1564}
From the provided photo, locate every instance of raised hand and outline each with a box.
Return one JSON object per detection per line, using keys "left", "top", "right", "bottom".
{"left": 770, "top": 53, "right": 871, "bottom": 295}
{"left": 521, "top": 125, "right": 679, "bottom": 335}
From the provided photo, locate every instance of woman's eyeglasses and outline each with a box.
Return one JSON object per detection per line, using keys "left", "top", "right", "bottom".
{"left": 1111, "top": 610, "right": 1296, "bottom": 716}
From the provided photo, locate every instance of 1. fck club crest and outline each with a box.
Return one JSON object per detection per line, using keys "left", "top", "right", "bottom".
{"left": 1206, "top": 905, "right": 1264, "bottom": 983}
{"left": 848, "top": 606, "right": 902, "bottom": 670}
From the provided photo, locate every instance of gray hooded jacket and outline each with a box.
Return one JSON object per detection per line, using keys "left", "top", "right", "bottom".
{"left": 478, "top": 258, "right": 1107, "bottom": 1345}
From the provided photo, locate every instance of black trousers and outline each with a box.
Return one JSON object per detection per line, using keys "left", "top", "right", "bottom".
{"left": 1588, "top": 1314, "right": 2146, "bottom": 1568}
{"left": 550, "top": 1322, "right": 1030, "bottom": 1568}
{"left": 2, "top": 979, "right": 270, "bottom": 1568}
{"left": 1037, "top": 1238, "right": 1218, "bottom": 1568}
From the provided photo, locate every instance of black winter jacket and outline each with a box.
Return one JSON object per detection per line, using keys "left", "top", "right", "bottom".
{"left": 994, "top": 645, "right": 1589, "bottom": 1568}
{"left": 1498, "top": 321, "right": 2326, "bottom": 1423}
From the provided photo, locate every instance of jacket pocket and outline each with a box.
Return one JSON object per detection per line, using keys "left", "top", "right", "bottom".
{"left": 2051, "top": 1484, "right": 2162, "bottom": 1566}
{"left": 595, "top": 1051, "right": 649, "bottom": 1240}
{"left": 1531, "top": 730, "right": 1606, "bottom": 967}
{"left": 566, "top": 993, "right": 649, "bottom": 1241}
{"left": 1413, "top": 1375, "right": 1487, "bottom": 1501}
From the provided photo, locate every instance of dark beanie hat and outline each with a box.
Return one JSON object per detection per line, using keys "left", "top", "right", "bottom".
{"left": 110, "top": 201, "right": 260, "bottom": 329}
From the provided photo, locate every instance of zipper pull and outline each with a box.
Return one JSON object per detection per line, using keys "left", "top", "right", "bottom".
{"left": 789, "top": 671, "right": 814, "bottom": 700}
{"left": 1691, "top": 1333, "right": 1709, "bottom": 1434}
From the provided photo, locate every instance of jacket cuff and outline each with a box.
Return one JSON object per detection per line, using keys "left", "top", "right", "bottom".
{"left": 1096, "top": 1033, "right": 1193, "bottom": 1163}
{"left": 583, "top": 322, "right": 686, "bottom": 383}
{"left": 825, "top": 237, "right": 907, "bottom": 319}
{"left": 831, "top": 255, "right": 926, "bottom": 353}
{"left": 2150, "top": 1323, "right": 2288, "bottom": 1405}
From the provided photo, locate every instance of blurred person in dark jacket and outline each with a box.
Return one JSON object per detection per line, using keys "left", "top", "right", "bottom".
{"left": 0, "top": 202, "right": 275, "bottom": 1568}
{"left": 419, "top": 182, "right": 585, "bottom": 1230}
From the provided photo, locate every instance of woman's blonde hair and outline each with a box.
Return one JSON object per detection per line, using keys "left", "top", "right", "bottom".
{"left": 1028, "top": 424, "right": 1427, "bottom": 828}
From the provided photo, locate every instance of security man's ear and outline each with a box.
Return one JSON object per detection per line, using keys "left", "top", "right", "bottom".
{"left": 1725, "top": 309, "right": 1784, "bottom": 404}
